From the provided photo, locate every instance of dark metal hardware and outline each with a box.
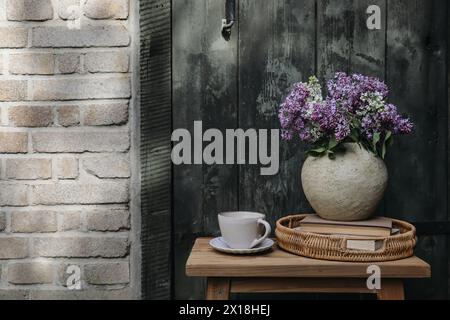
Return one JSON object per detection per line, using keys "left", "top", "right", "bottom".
{"left": 222, "top": 0, "right": 236, "bottom": 41}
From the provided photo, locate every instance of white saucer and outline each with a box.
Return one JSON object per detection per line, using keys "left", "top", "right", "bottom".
{"left": 209, "top": 237, "right": 274, "bottom": 255}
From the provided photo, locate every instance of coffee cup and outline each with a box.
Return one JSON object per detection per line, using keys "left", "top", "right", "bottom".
{"left": 218, "top": 212, "right": 271, "bottom": 249}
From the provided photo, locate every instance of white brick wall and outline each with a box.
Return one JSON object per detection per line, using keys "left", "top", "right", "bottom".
{"left": 0, "top": 0, "right": 137, "bottom": 300}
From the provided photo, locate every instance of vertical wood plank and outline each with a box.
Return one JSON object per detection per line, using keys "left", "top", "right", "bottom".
{"left": 206, "top": 278, "right": 231, "bottom": 300}
{"left": 238, "top": 0, "right": 316, "bottom": 228}
{"left": 350, "top": 0, "right": 386, "bottom": 78}
{"left": 386, "top": 0, "right": 448, "bottom": 299}
{"left": 448, "top": 0, "right": 450, "bottom": 300}
{"left": 376, "top": 280, "right": 405, "bottom": 300}
{"left": 173, "top": 0, "right": 205, "bottom": 300}
{"left": 350, "top": 0, "right": 387, "bottom": 218}
{"left": 140, "top": 0, "right": 172, "bottom": 299}
{"left": 201, "top": 0, "right": 239, "bottom": 234}
{"left": 173, "top": 0, "right": 238, "bottom": 299}
{"left": 317, "top": 0, "right": 354, "bottom": 81}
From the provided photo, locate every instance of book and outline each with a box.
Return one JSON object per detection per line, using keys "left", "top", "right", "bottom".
{"left": 346, "top": 239, "right": 383, "bottom": 252}
{"left": 296, "top": 215, "right": 393, "bottom": 237}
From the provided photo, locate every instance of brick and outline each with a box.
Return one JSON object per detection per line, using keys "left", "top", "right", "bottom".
{"left": 0, "top": 238, "right": 28, "bottom": 259}
{"left": 31, "top": 76, "right": 131, "bottom": 100}
{"left": 31, "top": 181, "right": 129, "bottom": 205}
{"left": 85, "top": 51, "right": 129, "bottom": 73}
{"left": 84, "top": 262, "right": 129, "bottom": 285}
{"left": 84, "top": 0, "right": 129, "bottom": 19}
{"left": 9, "top": 53, "right": 54, "bottom": 75}
{"left": 0, "top": 290, "right": 29, "bottom": 300}
{"left": 32, "top": 131, "right": 129, "bottom": 153}
{"left": 30, "top": 288, "right": 132, "bottom": 300}
{"left": 32, "top": 25, "right": 130, "bottom": 48}
{"left": 57, "top": 106, "right": 80, "bottom": 127}
{"left": 0, "top": 27, "right": 28, "bottom": 48}
{"left": 8, "top": 262, "right": 54, "bottom": 284}
{"left": 0, "top": 212, "right": 6, "bottom": 231}
{"left": 83, "top": 154, "right": 130, "bottom": 178}
{"left": 0, "top": 80, "right": 27, "bottom": 102}
{"left": 86, "top": 209, "right": 130, "bottom": 231}
{"left": 57, "top": 0, "right": 80, "bottom": 20}
{"left": 83, "top": 103, "right": 128, "bottom": 126}
{"left": 6, "top": 0, "right": 53, "bottom": 21}
{"left": 8, "top": 106, "right": 54, "bottom": 127}
{"left": 57, "top": 263, "right": 77, "bottom": 287}
{"left": 0, "top": 183, "right": 28, "bottom": 206}
{"left": 0, "top": 132, "right": 28, "bottom": 153}
{"left": 32, "top": 236, "right": 129, "bottom": 258}
{"left": 11, "top": 211, "right": 58, "bottom": 233}
{"left": 56, "top": 157, "right": 79, "bottom": 179}
{"left": 5, "top": 158, "right": 52, "bottom": 180}
{"left": 0, "top": 0, "right": 5, "bottom": 21}
{"left": 60, "top": 211, "right": 81, "bottom": 231}
{"left": 0, "top": 54, "right": 3, "bottom": 74}
{"left": 56, "top": 53, "right": 81, "bottom": 74}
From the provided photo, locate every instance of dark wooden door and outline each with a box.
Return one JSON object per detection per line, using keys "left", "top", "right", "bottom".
{"left": 141, "top": 0, "right": 449, "bottom": 299}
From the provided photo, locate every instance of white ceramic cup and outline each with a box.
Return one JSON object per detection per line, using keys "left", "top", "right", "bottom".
{"left": 218, "top": 212, "right": 272, "bottom": 249}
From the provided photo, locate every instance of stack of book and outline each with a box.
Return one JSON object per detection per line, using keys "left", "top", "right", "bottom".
{"left": 295, "top": 215, "right": 399, "bottom": 252}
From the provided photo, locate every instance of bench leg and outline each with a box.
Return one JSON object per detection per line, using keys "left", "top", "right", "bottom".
{"left": 377, "top": 279, "right": 405, "bottom": 300}
{"left": 206, "top": 278, "right": 231, "bottom": 300}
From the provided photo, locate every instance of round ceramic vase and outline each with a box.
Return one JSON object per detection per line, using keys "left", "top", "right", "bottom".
{"left": 301, "top": 143, "right": 388, "bottom": 221}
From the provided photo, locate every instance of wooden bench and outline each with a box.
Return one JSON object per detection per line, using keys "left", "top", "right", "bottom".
{"left": 186, "top": 238, "right": 431, "bottom": 300}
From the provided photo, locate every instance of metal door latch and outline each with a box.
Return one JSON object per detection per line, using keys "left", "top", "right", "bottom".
{"left": 221, "top": 0, "right": 236, "bottom": 41}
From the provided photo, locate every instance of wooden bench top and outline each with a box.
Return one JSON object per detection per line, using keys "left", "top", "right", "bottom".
{"left": 186, "top": 238, "right": 431, "bottom": 278}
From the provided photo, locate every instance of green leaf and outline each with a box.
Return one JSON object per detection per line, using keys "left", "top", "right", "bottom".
{"left": 310, "top": 147, "right": 327, "bottom": 154}
{"left": 385, "top": 130, "right": 392, "bottom": 142}
{"left": 327, "top": 150, "right": 336, "bottom": 160}
{"left": 328, "top": 137, "right": 338, "bottom": 150}
{"left": 371, "top": 132, "right": 381, "bottom": 155}
{"left": 381, "top": 131, "right": 393, "bottom": 159}
{"left": 350, "top": 130, "right": 359, "bottom": 143}
{"left": 372, "top": 132, "right": 381, "bottom": 148}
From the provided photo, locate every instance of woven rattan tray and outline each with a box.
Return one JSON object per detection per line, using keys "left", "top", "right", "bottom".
{"left": 276, "top": 214, "right": 417, "bottom": 262}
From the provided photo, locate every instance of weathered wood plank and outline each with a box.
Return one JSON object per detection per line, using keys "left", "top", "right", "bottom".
{"left": 350, "top": 0, "right": 386, "bottom": 78}
{"left": 201, "top": 0, "right": 239, "bottom": 236}
{"left": 186, "top": 238, "right": 431, "bottom": 278}
{"left": 172, "top": 0, "right": 238, "bottom": 299}
{"left": 172, "top": 0, "right": 207, "bottom": 300}
{"left": 230, "top": 278, "right": 377, "bottom": 294}
{"left": 385, "top": 0, "right": 448, "bottom": 299}
{"left": 448, "top": 0, "right": 450, "bottom": 301}
{"left": 140, "top": 0, "right": 172, "bottom": 299}
{"left": 317, "top": 0, "right": 354, "bottom": 81}
{"left": 206, "top": 278, "right": 231, "bottom": 300}
{"left": 238, "top": 0, "right": 316, "bottom": 228}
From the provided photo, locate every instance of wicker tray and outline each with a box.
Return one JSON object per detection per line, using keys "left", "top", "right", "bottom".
{"left": 275, "top": 214, "right": 417, "bottom": 262}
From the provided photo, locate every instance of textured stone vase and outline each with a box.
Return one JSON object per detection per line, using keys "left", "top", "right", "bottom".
{"left": 301, "top": 143, "right": 388, "bottom": 221}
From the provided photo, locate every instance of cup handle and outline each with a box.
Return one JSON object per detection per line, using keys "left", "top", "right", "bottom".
{"left": 250, "top": 219, "right": 271, "bottom": 249}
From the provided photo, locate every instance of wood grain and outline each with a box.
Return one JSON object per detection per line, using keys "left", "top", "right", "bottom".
{"left": 206, "top": 278, "right": 231, "bottom": 300}
{"left": 230, "top": 278, "right": 377, "bottom": 294}
{"left": 172, "top": 0, "right": 239, "bottom": 299}
{"left": 376, "top": 279, "right": 405, "bottom": 300}
{"left": 238, "top": 0, "right": 315, "bottom": 230}
{"left": 140, "top": 0, "right": 172, "bottom": 300}
{"left": 317, "top": 0, "right": 354, "bottom": 80}
{"left": 385, "top": 0, "right": 448, "bottom": 299}
{"left": 186, "top": 238, "right": 431, "bottom": 278}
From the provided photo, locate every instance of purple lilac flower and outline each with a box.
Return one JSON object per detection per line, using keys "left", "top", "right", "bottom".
{"left": 278, "top": 73, "right": 413, "bottom": 155}
{"left": 327, "top": 72, "right": 388, "bottom": 113}
{"left": 310, "top": 100, "right": 350, "bottom": 142}
{"left": 379, "top": 104, "right": 414, "bottom": 135}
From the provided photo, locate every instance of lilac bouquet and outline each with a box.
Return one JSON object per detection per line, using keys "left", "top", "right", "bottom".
{"left": 278, "top": 72, "right": 413, "bottom": 159}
